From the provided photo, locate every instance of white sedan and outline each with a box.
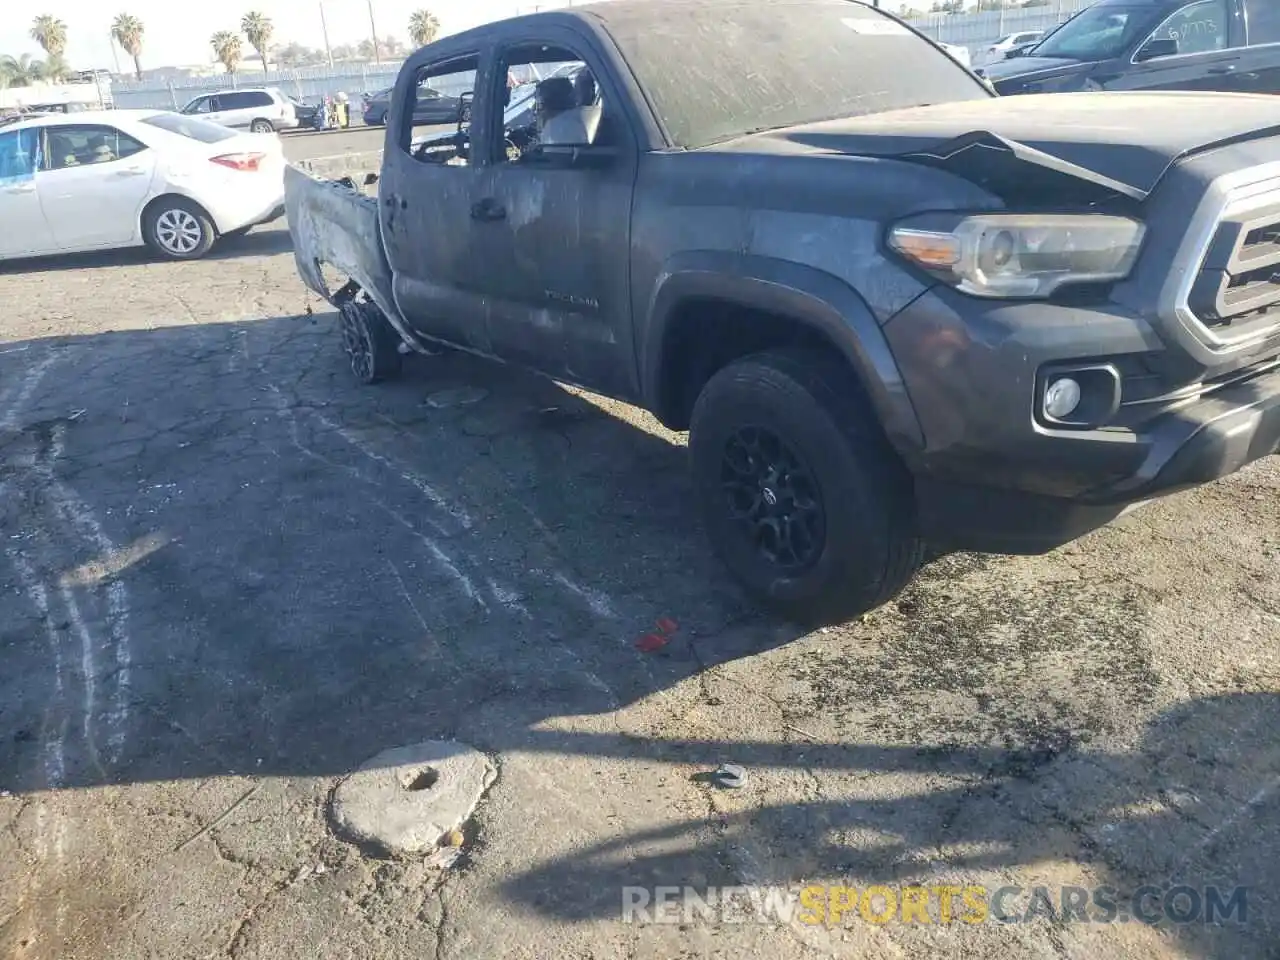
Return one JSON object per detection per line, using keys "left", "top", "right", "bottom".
{"left": 0, "top": 109, "right": 286, "bottom": 262}
{"left": 937, "top": 41, "right": 973, "bottom": 70}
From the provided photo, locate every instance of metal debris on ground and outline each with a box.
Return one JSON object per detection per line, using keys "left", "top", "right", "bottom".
{"left": 425, "top": 387, "right": 489, "bottom": 409}
{"left": 712, "top": 764, "right": 747, "bottom": 789}
{"left": 424, "top": 846, "right": 462, "bottom": 871}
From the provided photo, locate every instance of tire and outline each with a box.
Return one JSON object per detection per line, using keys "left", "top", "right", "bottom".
{"left": 339, "top": 298, "right": 403, "bottom": 384}
{"left": 143, "top": 198, "right": 216, "bottom": 261}
{"left": 689, "top": 348, "right": 924, "bottom": 625}
{"left": 250, "top": 119, "right": 274, "bottom": 133}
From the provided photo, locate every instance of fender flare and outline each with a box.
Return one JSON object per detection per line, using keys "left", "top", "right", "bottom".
{"left": 641, "top": 251, "right": 924, "bottom": 453}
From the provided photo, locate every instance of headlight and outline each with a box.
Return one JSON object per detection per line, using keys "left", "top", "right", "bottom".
{"left": 887, "top": 213, "right": 1146, "bottom": 299}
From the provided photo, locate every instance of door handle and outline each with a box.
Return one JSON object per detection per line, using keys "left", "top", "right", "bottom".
{"left": 470, "top": 198, "right": 506, "bottom": 222}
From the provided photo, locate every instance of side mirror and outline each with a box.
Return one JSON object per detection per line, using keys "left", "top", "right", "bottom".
{"left": 456, "top": 91, "right": 474, "bottom": 132}
{"left": 1135, "top": 36, "right": 1179, "bottom": 62}
{"left": 525, "top": 143, "right": 618, "bottom": 170}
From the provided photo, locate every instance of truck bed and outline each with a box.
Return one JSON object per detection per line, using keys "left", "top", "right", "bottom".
{"left": 283, "top": 165, "right": 420, "bottom": 348}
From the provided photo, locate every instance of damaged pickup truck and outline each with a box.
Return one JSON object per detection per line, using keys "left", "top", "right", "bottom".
{"left": 285, "top": 0, "right": 1280, "bottom": 623}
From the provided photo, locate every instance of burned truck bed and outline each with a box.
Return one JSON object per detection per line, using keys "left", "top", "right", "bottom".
{"left": 283, "top": 165, "right": 428, "bottom": 354}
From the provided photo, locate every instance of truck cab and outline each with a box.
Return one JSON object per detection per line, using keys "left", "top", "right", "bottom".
{"left": 979, "top": 0, "right": 1280, "bottom": 95}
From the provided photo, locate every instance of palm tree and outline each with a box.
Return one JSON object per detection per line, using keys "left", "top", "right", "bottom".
{"left": 211, "top": 31, "right": 242, "bottom": 75}
{"left": 112, "top": 14, "right": 145, "bottom": 81}
{"left": 408, "top": 9, "right": 440, "bottom": 47}
{"left": 241, "top": 12, "right": 274, "bottom": 75}
{"left": 30, "top": 15, "right": 68, "bottom": 59}
{"left": 0, "top": 54, "right": 43, "bottom": 88}
{"left": 40, "top": 53, "right": 69, "bottom": 82}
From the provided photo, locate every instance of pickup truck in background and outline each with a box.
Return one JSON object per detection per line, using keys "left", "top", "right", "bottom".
{"left": 285, "top": 0, "right": 1280, "bottom": 624}
{"left": 978, "top": 0, "right": 1280, "bottom": 95}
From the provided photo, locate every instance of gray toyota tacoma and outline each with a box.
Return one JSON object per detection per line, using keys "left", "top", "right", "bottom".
{"left": 285, "top": 0, "right": 1280, "bottom": 623}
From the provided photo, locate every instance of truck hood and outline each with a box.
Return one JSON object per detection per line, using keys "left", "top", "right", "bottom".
{"left": 713, "top": 92, "right": 1280, "bottom": 202}
{"left": 978, "top": 55, "right": 1086, "bottom": 83}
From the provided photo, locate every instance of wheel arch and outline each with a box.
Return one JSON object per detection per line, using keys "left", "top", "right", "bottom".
{"left": 641, "top": 252, "right": 925, "bottom": 455}
{"left": 140, "top": 193, "right": 222, "bottom": 240}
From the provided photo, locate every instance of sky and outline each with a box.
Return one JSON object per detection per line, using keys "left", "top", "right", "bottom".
{"left": 1, "top": 0, "right": 556, "bottom": 70}
{"left": 2, "top": 0, "right": 917, "bottom": 72}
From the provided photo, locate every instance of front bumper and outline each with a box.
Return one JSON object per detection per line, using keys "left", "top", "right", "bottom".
{"left": 251, "top": 201, "right": 286, "bottom": 227}
{"left": 912, "top": 359, "right": 1280, "bottom": 553}
{"left": 885, "top": 285, "right": 1280, "bottom": 554}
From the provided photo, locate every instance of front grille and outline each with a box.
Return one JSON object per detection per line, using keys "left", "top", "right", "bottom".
{"left": 1186, "top": 197, "right": 1280, "bottom": 340}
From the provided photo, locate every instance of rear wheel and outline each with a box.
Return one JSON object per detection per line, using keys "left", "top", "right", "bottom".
{"left": 144, "top": 199, "right": 216, "bottom": 261}
{"left": 340, "top": 298, "right": 403, "bottom": 384}
{"left": 689, "top": 348, "right": 924, "bottom": 624}
{"left": 250, "top": 119, "right": 274, "bottom": 133}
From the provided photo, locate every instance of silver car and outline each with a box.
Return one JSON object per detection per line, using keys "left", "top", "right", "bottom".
{"left": 179, "top": 87, "right": 299, "bottom": 133}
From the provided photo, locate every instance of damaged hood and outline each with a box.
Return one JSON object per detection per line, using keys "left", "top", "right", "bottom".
{"left": 712, "top": 91, "right": 1280, "bottom": 201}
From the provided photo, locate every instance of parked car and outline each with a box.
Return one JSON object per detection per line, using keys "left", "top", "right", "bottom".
{"left": 938, "top": 41, "right": 973, "bottom": 69}
{"left": 0, "top": 110, "right": 285, "bottom": 262}
{"left": 976, "top": 0, "right": 1280, "bottom": 94}
{"left": 289, "top": 96, "right": 320, "bottom": 127}
{"left": 285, "top": 0, "right": 1280, "bottom": 623}
{"left": 362, "top": 82, "right": 469, "bottom": 126}
{"left": 360, "top": 87, "right": 392, "bottom": 124}
{"left": 179, "top": 87, "right": 300, "bottom": 133}
{"left": 984, "top": 30, "right": 1043, "bottom": 63}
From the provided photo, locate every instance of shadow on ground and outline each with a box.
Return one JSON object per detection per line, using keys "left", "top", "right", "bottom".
{"left": 1, "top": 312, "right": 1275, "bottom": 959}
{"left": 0, "top": 226, "right": 293, "bottom": 275}
{"left": 0, "top": 310, "right": 800, "bottom": 797}
{"left": 497, "top": 691, "right": 1280, "bottom": 959}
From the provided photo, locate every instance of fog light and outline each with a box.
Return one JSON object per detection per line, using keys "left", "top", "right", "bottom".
{"left": 1044, "top": 377, "right": 1082, "bottom": 419}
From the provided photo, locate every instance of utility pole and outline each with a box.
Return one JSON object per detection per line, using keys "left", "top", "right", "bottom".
{"left": 367, "top": 0, "right": 382, "bottom": 64}
{"left": 319, "top": 0, "right": 334, "bottom": 67}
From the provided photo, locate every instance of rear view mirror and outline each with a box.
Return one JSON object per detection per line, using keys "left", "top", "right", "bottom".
{"left": 1135, "top": 36, "right": 1179, "bottom": 62}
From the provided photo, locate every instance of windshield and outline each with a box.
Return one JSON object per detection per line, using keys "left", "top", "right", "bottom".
{"left": 1029, "top": 3, "right": 1150, "bottom": 61}
{"left": 601, "top": 0, "right": 991, "bottom": 149}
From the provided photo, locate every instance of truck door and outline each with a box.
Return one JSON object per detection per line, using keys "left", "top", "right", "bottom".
{"left": 1114, "top": 0, "right": 1244, "bottom": 91}
{"left": 379, "top": 51, "right": 495, "bottom": 354}
{"left": 466, "top": 36, "right": 639, "bottom": 399}
{"left": 1235, "top": 0, "right": 1280, "bottom": 93}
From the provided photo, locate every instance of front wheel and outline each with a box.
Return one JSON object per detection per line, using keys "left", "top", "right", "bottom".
{"left": 339, "top": 298, "right": 403, "bottom": 384}
{"left": 689, "top": 348, "right": 924, "bottom": 625}
{"left": 144, "top": 199, "right": 216, "bottom": 260}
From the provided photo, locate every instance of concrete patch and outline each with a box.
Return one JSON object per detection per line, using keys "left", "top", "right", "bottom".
{"left": 330, "top": 740, "right": 496, "bottom": 857}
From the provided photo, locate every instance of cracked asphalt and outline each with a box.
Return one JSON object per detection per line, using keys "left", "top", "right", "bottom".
{"left": 1, "top": 217, "right": 1279, "bottom": 960}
